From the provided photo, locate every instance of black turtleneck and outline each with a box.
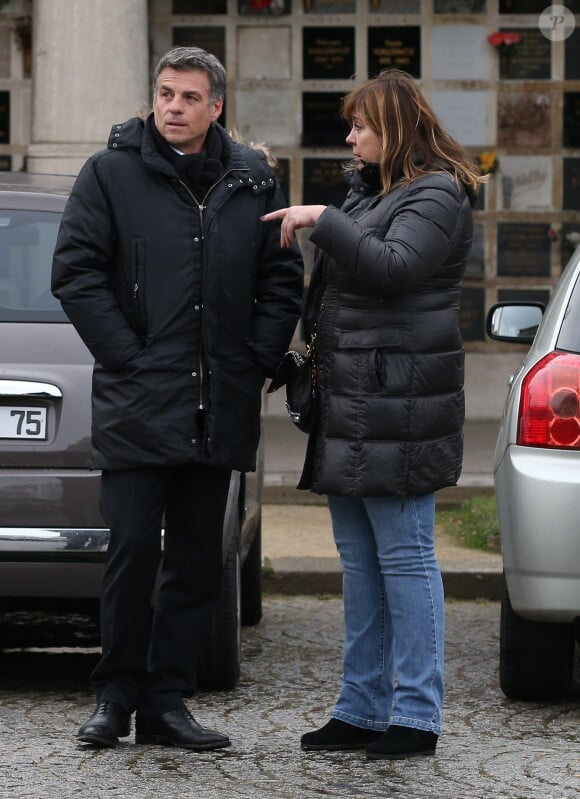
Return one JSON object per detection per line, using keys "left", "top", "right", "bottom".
{"left": 359, "top": 162, "right": 382, "bottom": 193}
{"left": 147, "top": 115, "right": 224, "bottom": 199}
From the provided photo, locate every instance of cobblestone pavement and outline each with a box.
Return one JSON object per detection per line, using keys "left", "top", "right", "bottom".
{"left": 0, "top": 598, "right": 578, "bottom": 799}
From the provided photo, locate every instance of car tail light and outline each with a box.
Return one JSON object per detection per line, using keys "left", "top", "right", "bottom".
{"left": 518, "top": 351, "right": 580, "bottom": 448}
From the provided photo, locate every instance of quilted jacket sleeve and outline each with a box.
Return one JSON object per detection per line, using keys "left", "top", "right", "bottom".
{"left": 309, "top": 173, "right": 466, "bottom": 295}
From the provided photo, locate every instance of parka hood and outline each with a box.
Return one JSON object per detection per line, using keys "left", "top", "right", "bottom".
{"left": 107, "top": 116, "right": 145, "bottom": 152}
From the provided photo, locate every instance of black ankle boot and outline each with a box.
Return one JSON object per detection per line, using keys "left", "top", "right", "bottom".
{"left": 366, "top": 725, "right": 438, "bottom": 760}
{"left": 301, "top": 718, "right": 381, "bottom": 751}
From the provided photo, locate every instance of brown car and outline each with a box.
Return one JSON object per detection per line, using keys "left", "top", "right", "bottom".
{"left": 0, "top": 172, "right": 263, "bottom": 689}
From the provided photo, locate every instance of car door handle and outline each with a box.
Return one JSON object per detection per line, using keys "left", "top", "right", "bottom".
{"left": 0, "top": 379, "right": 63, "bottom": 398}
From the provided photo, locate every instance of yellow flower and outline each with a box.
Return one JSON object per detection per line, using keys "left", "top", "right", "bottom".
{"left": 479, "top": 151, "right": 498, "bottom": 175}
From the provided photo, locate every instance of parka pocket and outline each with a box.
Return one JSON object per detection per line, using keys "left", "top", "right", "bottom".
{"left": 336, "top": 327, "right": 404, "bottom": 394}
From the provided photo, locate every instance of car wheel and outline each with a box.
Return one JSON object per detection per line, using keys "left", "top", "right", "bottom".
{"left": 241, "top": 514, "right": 262, "bottom": 627}
{"left": 196, "top": 527, "right": 241, "bottom": 692}
{"left": 500, "top": 573, "right": 575, "bottom": 700}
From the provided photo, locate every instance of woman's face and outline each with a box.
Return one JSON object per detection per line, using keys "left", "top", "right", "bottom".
{"left": 345, "top": 114, "right": 382, "bottom": 167}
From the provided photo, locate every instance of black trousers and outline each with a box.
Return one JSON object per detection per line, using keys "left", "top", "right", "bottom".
{"left": 91, "top": 463, "right": 232, "bottom": 715}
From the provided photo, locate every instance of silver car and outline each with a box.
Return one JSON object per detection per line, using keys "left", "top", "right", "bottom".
{"left": 487, "top": 246, "right": 580, "bottom": 700}
{"left": 0, "top": 172, "right": 263, "bottom": 690}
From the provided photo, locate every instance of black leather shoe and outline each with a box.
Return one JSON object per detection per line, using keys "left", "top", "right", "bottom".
{"left": 301, "top": 718, "right": 381, "bottom": 751}
{"left": 77, "top": 701, "right": 131, "bottom": 748}
{"left": 366, "top": 725, "right": 438, "bottom": 760}
{"left": 135, "top": 708, "right": 231, "bottom": 751}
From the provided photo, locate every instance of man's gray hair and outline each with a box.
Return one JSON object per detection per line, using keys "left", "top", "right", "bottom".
{"left": 152, "top": 46, "right": 227, "bottom": 104}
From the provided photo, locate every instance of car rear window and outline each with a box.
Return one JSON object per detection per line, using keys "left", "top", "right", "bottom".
{"left": 0, "top": 209, "right": 67, "bottom": 322}
{"left": 557, "top": 270, "right": 580, "bottom": 354}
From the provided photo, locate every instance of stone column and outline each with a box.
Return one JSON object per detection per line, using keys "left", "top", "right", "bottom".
{"left": 27, "top": 0, "right": 149, "bottom": 175}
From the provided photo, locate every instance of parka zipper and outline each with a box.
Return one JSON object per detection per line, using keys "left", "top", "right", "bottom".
{"left": 174, "top": 169, "right": 250, "bottom": 411}
{"left": 131, "top": 239, "right": 146, "bottom": 336}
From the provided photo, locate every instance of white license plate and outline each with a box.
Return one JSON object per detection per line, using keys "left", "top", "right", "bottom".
{"left": 0, "top": 406, "right": 47, "bottom": 439}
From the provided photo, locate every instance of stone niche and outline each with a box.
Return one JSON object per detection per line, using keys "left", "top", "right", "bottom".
{"left": 431, "top": 25, "right": 488, "bottom": 81}
{"left": 460, "top": 286, "right": 485, "bottom": 342}
{"left": 497, "top": 222, "right": 552, "bottom": 278}
{"left": 301, "top": 92, "right": 350, "bottom": 147}
{"left": 563, "top": 93, "right": 580, "bottom": 149}
{"left": 498, "top": 91, "right": 551, "bottom": 149}
{"left": 497, "top": 156, "right": 552, "bottom": 212}
{"left": 302, "top": 157, "right": 348, "bottom": 206}
{"left": 238, "top": 26, "right": 292, "bottom": 79}
{"left": 429, "top": 90, "right": 489, "bottom": 147}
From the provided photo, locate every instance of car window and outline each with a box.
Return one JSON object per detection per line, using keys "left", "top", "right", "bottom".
{"left": 557, "top": 271, "right": 580, "bottom": 354}
{"left": 0, "top": 209, "right": 67, "bottom": 322}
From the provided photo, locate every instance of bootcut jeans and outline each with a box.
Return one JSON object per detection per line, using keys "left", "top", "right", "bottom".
{"left": 327, "top": 493, "right": 444, "bottom": 736}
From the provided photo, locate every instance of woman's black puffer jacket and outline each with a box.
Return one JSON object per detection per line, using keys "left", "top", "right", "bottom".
{"left": 300, "top": 167, "right": 473, "bottom": 498}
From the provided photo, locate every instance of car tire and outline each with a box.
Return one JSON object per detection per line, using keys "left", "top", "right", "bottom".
{"left": 196, "top": 526, "right": 241, "bottom": 692}
{"left": 500, "top": 574, "right": 575, "bottom": 700}
{"left": 241, "top": 515, "right": 262, "bottom": 627}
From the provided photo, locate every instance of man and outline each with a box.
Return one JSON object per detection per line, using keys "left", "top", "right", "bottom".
{"left": 52, "top": 46, "right": 303, "bottom": 750}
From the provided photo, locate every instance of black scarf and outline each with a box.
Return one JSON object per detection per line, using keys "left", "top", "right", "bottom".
{"left": 147, "top": 115, "right": 224, "bottom": 198}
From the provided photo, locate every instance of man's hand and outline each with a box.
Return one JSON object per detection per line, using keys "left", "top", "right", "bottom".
{"left": 261, "top": 205, "right": 327, "bottom": 248}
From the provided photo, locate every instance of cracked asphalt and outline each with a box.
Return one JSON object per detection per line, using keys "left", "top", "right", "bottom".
{"left": 0, "top": 597, "right": 578, "bottom": 799}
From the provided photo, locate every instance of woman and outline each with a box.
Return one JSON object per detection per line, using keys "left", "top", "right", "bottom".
{"left": 262, "top": 69, "right": 484, "bottom": 760}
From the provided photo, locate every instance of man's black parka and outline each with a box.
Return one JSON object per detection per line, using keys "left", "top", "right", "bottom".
{"left": 52, "top": 117, "right": 303, "bottom": 472}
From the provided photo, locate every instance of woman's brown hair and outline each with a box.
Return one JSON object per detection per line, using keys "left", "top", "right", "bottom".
{"left": 342, "top": 69, "right": 486, "bottom": 196}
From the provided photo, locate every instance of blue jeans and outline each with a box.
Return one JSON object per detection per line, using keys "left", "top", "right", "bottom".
{"left": 327, "top": 493, "right": 444, "bottom": 736}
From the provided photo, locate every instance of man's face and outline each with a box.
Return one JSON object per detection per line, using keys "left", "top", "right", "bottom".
{"left": 153, "top": 67, "right": 223, "bottom": 154}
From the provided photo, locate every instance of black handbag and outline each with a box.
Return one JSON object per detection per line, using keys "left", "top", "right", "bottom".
{"left": 268, "top": 336, "right": 317, "bottom": 433}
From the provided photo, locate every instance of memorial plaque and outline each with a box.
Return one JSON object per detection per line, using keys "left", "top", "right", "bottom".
{"left": 464, "top": 223, "right": 485, "bottom": 279}
{"left": 498, "top": 288, "right": 551, "bottom": 306}
{"left": 563, "top": 158, "right": 580, "bottom": 210}
{"left": 303, "top": 158, "right": 348, "bottom": 206}
{"left": 498, "top": 91, "right": 550, "bottom": 148}
{"left": 302, "top": 93, "right": 349, "bottom": 147}
{"left": 0, "top": 155, "right": 12, "bottom": 171}
{"left": 459, "top": 286, "right": 485, "bottom": 342}
{"left": 497, "top": 222, "right": 551, "bottom": 277}
{"left": 563, "top": 93, "right": 580, "bottom": 148}
{"left": 498, "top": 156, "right": 552, "bottom": 211}
{"left": 565, "top": 29, "right": 580, "bottom": 80}
{"left": 431, "top": 26, "right": 487, "bottom": 81}
{"left": 561, "top": 222, "right": 580, "bottom": 268}
{"left": 239, "top": 0, "right": 291, "bottom": 14}
{"left": 434, "top": 0, "right": 486, "bottom": 11}
{"left": 499, "top": 29, "right": 551, "bottom": 80}
{"left": 0, "top": 92, "right": 9, "bottom": 145}
{"left": 369, "top": 0, "right": 419, "bottom": 11}
{"left": 173, "top": 27, "right": 226, "bottom": 67}
{"left": 430, "top": 90, "right": 488, "bottom": 147}
{"left": 304, "top": 0, "right": 355, "bottom": 11}
{"left": 303, "top": 27, "right": 355, "bottom": 80}
{"left": 173, "top": 0, "right": 226, "bottom": 11}
{"left": 368, "top": 27, "right": 421, "bottom": 79}
{"left": 0, "top": 27, "right": 10, "bottom": 79}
